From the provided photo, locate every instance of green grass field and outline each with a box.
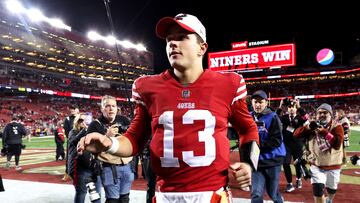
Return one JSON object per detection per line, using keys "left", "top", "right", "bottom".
{"left": 230, "top": 128, "right": 360, "bottom": 152}
{"left": 0, "top": 136, "right": 62, "bottom": 149}
{"left": 348, "top": 128, "right": 360, "bottom": 151}
{"left": 1, "top": 128, "right": 360, "bottom": 151}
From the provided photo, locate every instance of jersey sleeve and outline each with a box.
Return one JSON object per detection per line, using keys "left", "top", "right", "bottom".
{"left": 131, "top": 77, "right": 147, "bottom": 107}
{"left": 228, "top": 73, "right": 259, "bottom": 145}
{"left": 124, "top": 77, "right": 152, "bottom": 155}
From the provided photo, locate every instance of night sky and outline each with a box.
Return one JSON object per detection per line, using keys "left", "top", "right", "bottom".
{"left": 21, "top": 0, "right": 360, "bottom": 73}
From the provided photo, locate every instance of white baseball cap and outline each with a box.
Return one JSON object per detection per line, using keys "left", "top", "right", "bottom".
{"left": 156, "top": 13, "right": 206, "bottom": 42}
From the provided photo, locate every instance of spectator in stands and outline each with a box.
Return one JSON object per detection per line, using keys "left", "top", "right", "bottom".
{"left": 279, "top": 98, "right": 308, "bottom": 192}
{"left": 294, "top": 103, "right": 344, "bottom": 203}
{"left": 54, "top": 121, "right": 65, "bottom": 161}
{"left": 68, "top": 113, "right": 102, "bottom": 203}
{"left": 78, "top": 13, "right": 259, "bottom": 202}
{"left": 250, "top": 90, "right": 285, "bottom": 203}
{"left": 2, "top": 116, "right": 27, "bottom": 170}
{"left": 86, "top": 95, "right": 134, "bottom": 203}
{"left": 335, "top": 109, "right": 351, "bottom": 165}
{"left": 63, "top": 105, "right": 79, "bottom": 181}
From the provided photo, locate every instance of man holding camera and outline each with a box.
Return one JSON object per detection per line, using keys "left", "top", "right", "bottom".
{"left": 87, "top": 95, "right": 134, "bottom": 203}
{"left": 250, "top": 90, "right": 286, "bottom": 203}
{"left": 279, "top": 98, "right": 309, "bottom": 192}
{"left": 294, "top": 103, "right": 344, "bottom": 203}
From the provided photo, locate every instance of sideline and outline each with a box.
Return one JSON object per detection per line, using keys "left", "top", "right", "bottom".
{"left": 351, "top": 126, "right": 360, "bottom": 131}
{"left": 0, "top": 179, "right": 302, "bottom": 203}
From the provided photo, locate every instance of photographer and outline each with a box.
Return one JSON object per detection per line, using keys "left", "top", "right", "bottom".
{"left": 294, "top": 103, "right": 344, "bottom": 203}
{"left": 87, "top": 95, "right": 134, "bottom": 203}
{"left": 68, "top": 113, "right": 102, "bottom": 203}
{"left": 279, "top": 98, "right": 308, "bottom": 192}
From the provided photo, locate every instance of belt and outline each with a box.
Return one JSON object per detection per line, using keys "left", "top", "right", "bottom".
{"left": 102, "top": 162, "right": 126, "bottom": 167}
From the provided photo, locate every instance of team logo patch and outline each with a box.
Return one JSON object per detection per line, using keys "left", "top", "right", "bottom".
{"left": 182, "top": 90, "right": 190, "bottom": 98}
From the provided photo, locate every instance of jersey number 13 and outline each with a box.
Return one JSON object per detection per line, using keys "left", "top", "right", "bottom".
{"left": 159, "top": 110, "right": 216, "bottom": 167}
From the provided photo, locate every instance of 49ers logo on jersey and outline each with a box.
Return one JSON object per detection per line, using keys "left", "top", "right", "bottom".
{"left": 177, "top": 102, "right": 195, "bottom": 109}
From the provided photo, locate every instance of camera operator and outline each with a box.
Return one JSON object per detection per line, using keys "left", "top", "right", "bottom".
{"left": 294, "top": 103, "right": 344, "bottom": 203}
{"left": 279, "top": 98, "right": 308, "bottom": 193}
{"left": 87, "top": 95, "right": 134, "bottom": 203}
{"left": 68, "top": 113, "right": 102, "bottom": 203}
{"left": 250, "top": 90, "right": 286, "bottom": 203}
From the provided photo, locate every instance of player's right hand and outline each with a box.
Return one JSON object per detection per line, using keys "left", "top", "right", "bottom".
{"left": 230, "top": 162, "right": 252, "bottom": 189}
{"left": 77, "top": 132, "right": 112, "bottom": 154}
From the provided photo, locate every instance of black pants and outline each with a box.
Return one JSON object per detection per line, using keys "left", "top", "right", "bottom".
{"left": 6, "top": 144, "right": 22, "bottom": 166}
{"left": 142, "top": 157, "right": 156, "bottom": 203}
{"left": 283, "top": 141, "right": 303, "bottom": 183}
{"left": 56, "top": 142, "right": 65, "bottom": 160}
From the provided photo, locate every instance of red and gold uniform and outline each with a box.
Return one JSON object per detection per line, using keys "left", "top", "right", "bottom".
{"left": 124, "top": 69, "right": 258, "bottom": 192}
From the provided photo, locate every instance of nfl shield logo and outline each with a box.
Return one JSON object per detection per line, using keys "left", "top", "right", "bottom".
{"left": 182, "top": 90, "right": 190, "bottom": 98}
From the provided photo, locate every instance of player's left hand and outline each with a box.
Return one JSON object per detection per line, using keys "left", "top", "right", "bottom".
{"left": 230, "top": 162, "right": 252, "bottom": 189}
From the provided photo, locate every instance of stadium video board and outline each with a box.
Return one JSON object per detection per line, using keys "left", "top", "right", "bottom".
{"left": 208, "top": 43, "right": 296, "bottom": 71}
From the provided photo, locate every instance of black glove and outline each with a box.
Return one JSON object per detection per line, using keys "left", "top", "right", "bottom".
{"left": 350, "top": 155, "right": 359, "bottom": 165}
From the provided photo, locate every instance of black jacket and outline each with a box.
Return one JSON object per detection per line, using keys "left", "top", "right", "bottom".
{"left": 280, "top": 108, "right": 307, "bottom": 156}
{"left": 87, "top": 115, "right": 130, "bottom": 135}
{"left": 67, "top": 128, "right": 93, "bottom": 179}
{"left": 63, "top": 115, "right": 76, "bottom": 138}
{"left": 3, "top": 121, "right": 26, "bottom": 146}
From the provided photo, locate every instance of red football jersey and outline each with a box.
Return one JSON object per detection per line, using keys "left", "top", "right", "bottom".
{"left": 125, "top": 69, "right": 258, "bottom": 192}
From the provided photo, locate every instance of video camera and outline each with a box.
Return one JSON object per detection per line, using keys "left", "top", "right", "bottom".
{"left": 309, "top": 121, "right": 327, "bottom": 131}
{"left": 85, "top": 154, "right": 102, "bottom": 202}
{"left": 85, "top": 175, "right": 101, "bottom": 202}
{"left": 293, "top": 158, "right": 311, "bottom": 180}
{"left": 350, "top": 155, "right": 360, "bottom": 166}
{"left": 283, "top": 98, "right": 295, "bottom": 107}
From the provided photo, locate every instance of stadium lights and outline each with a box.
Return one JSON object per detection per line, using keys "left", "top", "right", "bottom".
{"left": 27, "top": 8, "right": 45, "bottom": 22}
{"left": 5, "top": 0, "right": 26, "bottom": 14}
{"left": 5, "top": 0, "right": 71, "bottom": 31}
{"left": 87, "top": 30, "right": 147, "bottom": 52}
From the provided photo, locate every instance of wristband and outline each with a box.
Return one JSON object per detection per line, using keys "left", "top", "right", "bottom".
{"left": 324, "top": 133, "right": 334, "bottom": 142}
{"left": 106, "top": 137, "right": 119, "bottom": 154}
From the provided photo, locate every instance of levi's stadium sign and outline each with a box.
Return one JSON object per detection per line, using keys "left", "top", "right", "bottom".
{"left": 208, "top": 43, "right": 296, "bottom": 71}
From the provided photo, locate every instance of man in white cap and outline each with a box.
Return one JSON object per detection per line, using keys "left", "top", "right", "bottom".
{"left": 78, "top": 13, "right": 259, "bottom": 202}
{"left": 294, "top": 103, "right": 344, "bottom": 203}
